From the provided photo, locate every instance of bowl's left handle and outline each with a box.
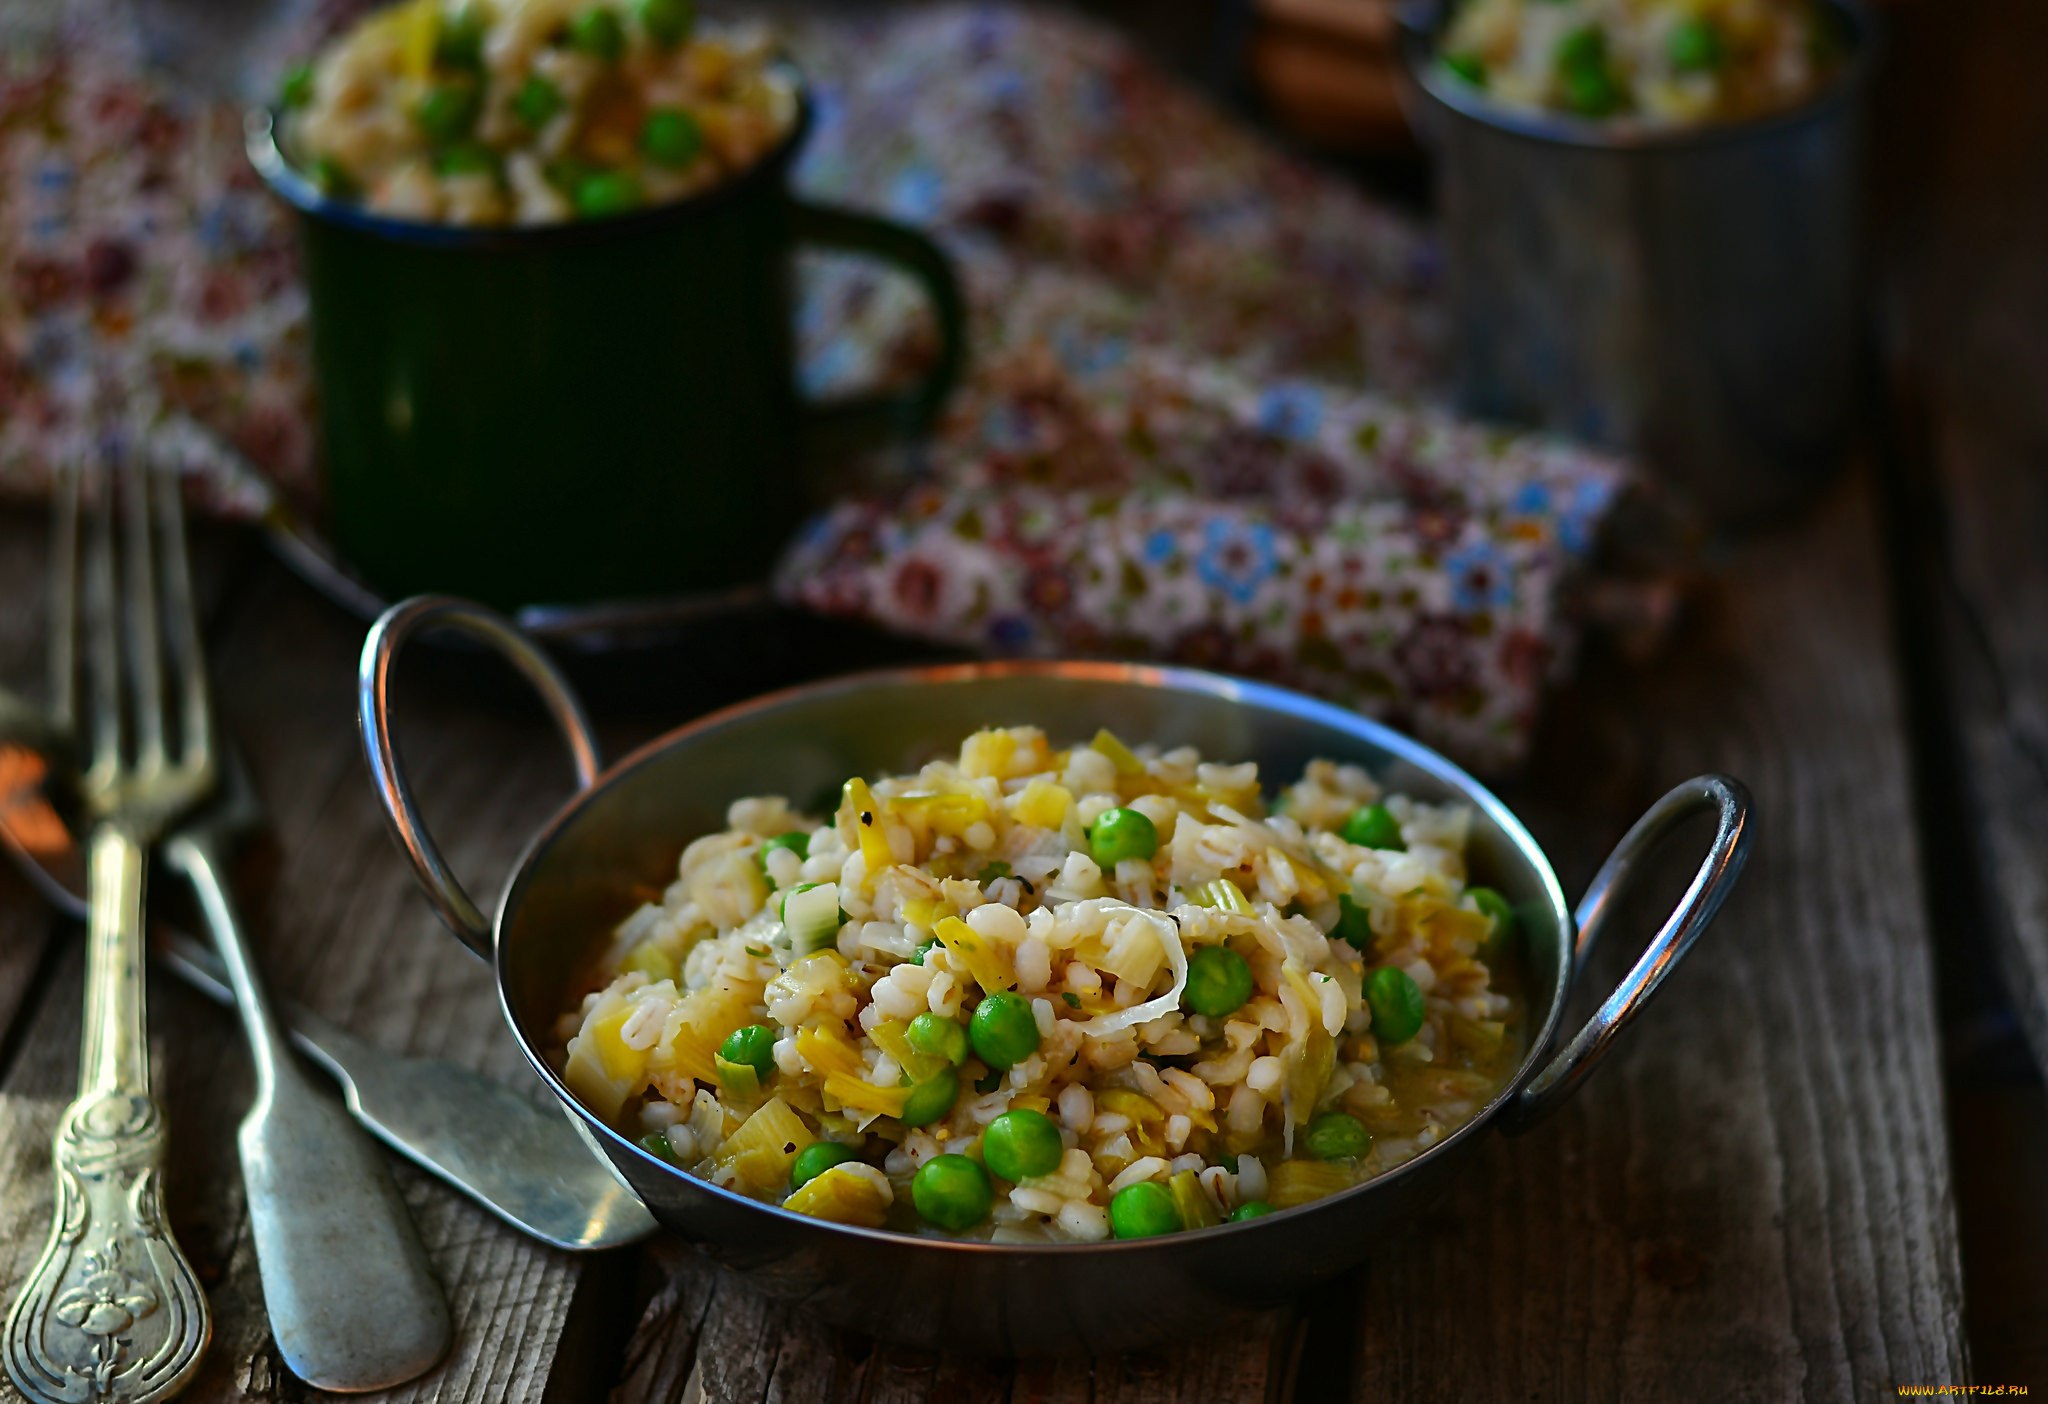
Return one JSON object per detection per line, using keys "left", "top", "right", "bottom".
{"left": 358, "top": 595, "right": 603, "bottom": 960}
{"left": 1500, "top": 774, "right": 1754, "bottom": 1134}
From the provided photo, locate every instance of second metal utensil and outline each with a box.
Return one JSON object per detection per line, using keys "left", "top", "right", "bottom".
{"left": 162, "top": 746, "right": 450, "bottom": 1393}
{"left": 0, "top": 701, "right": 658, "bottom": 1253}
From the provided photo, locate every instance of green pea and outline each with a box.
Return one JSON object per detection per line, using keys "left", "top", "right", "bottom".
{"left": 911, "top": 1153, "right": 992, "bottom": 1231}
{"left": 898, "top": 1065, "right": 960, "bottom": 1128}
{"left": 718, "top": 1023, "right": 777, "bottom": 1078}
{"left": 1562, "top": 63, "right": 1625, "bottom": 116}
{"left": 574, "top": 170, "right": 642, "bottom": 218}
{"left": 1555, "top": 23, "right": 1606, "bottom": 71}
{"left": 279, "top": 61, "right": 315, "bottom": 109}
{"left": 1230, "top": 1200, "right": 1274, "bottom": 1221}
{"left": 969, "top": 991, "right": 1040, "bottom": 1070}
{"left": 981, "top": 1109, "right": 1064, "bottom": 1182}
{"left": 905, "top": 1012, "right": 969, "bottom": 1067}
{"left": 635, "top": 0, "right": 694, "bottom": 47}
{"left": 638, "top": 1130, "right": 676, "bottom": 1162}
{"left": 1339, "top": 804, "right": 1403, "bottom": 851}
{"left": 789, "top": 1140, "right": 857, "bottom": 1192}
{"left": 1088, "top": 807, "right": 1159, "bottom": 867}
{"left": 414, "top": 81, "right": 480, "bottom": 142}
{"left": 1333, "top": 893, "right": 1373, "bottom": 950}
{"left": 1182, "top": 945, "right": 1253, "bottom": 1018}
{"left": 309, "top": 156, "right": 356, "bottom": 198}
{"left": 1304, "top": 1111, "right": 1372, "bottom": 1161}
{"left": 1468, "top": 886, "right": 1516, "bottom": 960}
{"left": 756, "top": 830, "right": 809, "bottom": 875}
{"left": 1556, "top": 26, "right": 1623, "bottom": 116}
{"left": 1668, "top": 17, "right": 1725, "bottom": 72}
{"left": 513, "top": 73, "right": 564, "bottom": 129}
{"left": 433, "top": 142, "right": 499, "bottom": 178}
{"left": 910, "top": 937, "right": 937, "bottom": 966}
{"left": 640, "top": 108, "right": 704, "bottom": 169}
{"left": 566, "top": 6, "right": 625, "bottom": 60}
{"left": 434, "top": 5, "right": 489, "bottom": 70}
{"left": 974, "top": 1071, "right": 1002, "bottom": 1095}
{"left": 1366, "top": 966, "right": 1426, "bottom": 1045}
{"left": 977, "top": 861, "right": 1011, "bottom": 883}
{"left": 1108, "top": 1181, "right": 1181, "bottom": 1239}
{"left": 1442, "top": 52, "right": 1487, "bottom": 87}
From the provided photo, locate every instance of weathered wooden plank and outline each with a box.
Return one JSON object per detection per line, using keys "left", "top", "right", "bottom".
{"left": 0, "top": 511, "right": 63, "bottom": 1052}
{"left": 1350, "top": 470, "right": 1968, "bottom": 1399}
{"left": 610, "top": 1235, "right": 1281, "bottom": 1404}
{"left": 1866, "top": 1, "right": 2048, "bottom": 1385}
{"left": 1879, "top": 0, "right": 2048, "bottom": 1082}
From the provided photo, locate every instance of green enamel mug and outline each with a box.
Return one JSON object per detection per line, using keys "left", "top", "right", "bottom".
{"left": 246, "top": 73, "right": 963, "bottom": 611}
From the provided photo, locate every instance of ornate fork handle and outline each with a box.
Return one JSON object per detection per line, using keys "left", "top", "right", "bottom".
{"left": 4, "top": 826, "right": 208, "bottom": 1404}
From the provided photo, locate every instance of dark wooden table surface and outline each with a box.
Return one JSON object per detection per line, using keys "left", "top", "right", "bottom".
{"left": 2, "top": 1, "right": 2045, "bottom": 1399}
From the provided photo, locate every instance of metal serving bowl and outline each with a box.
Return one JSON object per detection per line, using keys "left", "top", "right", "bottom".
{"left": 358, "top": 597, "right": 1752, "bottom": 1355}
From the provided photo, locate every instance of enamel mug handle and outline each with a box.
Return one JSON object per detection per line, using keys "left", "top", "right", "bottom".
{"left": 1501, "top": 773, "right": 1754, "bottom": 1133}
{"left": 359, "top": 596, "right": 602, "bottom": 960}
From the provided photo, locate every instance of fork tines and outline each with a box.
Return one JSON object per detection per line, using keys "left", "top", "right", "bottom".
{"left": 49, "top": 440, "right": 213, "bottom": 790}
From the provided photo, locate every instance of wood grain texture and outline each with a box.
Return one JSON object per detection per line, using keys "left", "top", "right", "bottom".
{"left": 1351, "top": 471, "right": 1969, "bottom": 1400}
{"left": 1877, "top": 0, "right": 2048, "bottom": 1075}
{"left": 609, "top": 1238, "right": 1284, "bottom": 1404}
{"left": 0, "top": 512, "right": 62, "bottom": 1052}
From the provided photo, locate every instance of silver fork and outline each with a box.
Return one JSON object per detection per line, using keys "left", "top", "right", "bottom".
{"left": 3, "top": 447, "right": 211, "bottom": 1404}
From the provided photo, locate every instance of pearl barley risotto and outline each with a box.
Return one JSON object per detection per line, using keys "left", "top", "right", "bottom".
{"left": 278, "top": 0, "right": 797, "bottom": 224}
{"left": 554, "top": 727, "right": 1526, "bottom": 1242}
{"left": 1438, "top": 0, "right": 1845, "bottom": 126}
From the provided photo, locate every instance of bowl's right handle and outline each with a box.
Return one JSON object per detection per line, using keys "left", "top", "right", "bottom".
{"left": 1500, "top": 774, "right": 1754, "bottom": 1134}
{"left": 358, "top": 595, "right": 603, "bottom": 961}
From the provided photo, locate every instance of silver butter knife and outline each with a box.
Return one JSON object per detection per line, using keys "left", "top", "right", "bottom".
{"left": 0, "top": 693, "right": 655, "bottom": 1255}
{"left": 163, "top": 747, "right": 450, "bottom": 1391}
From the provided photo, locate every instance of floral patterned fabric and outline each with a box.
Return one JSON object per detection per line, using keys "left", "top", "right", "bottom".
{"left": 0, "top": 0, "right": 1630, "bottom": 770}
{"left": 773, "top": 7, "right": 1628, "bottom": 768}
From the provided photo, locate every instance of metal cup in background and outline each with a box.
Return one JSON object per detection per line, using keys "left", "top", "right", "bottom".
{"left": 1398, "top": 0, "right": 1878, "bottom": 526}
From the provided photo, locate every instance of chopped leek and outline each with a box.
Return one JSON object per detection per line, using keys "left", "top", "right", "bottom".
{"left": 823, "top": 1071, "right": 912, "bottom": 1119}
{"left": 1090, "top": 728, "right": 1144, "bottom": 775}
{"left": 1270, "top": 1158, "right": 1353, "bottom": 1208}
{"left": 959, "top": 729, "right": 1018, "bottom": 779}
{"left": 841, "top": 777, "right": 896, "bottom": 881}
{"left": 1168, "top": 1169, "right": 1222, "bottom": 1230}
{"left": 1011, "top": 781, "right": 1072, "bottom": 829}
{"left": 707, "top": 1096, "right": 812, "bottom": 1194}
{"left": 561, "top": 998, "right": 646, "bottom": 1120}
{"left": 712, "top": 1055, "right": 761, "bottom": 1100}
{"left": 783, "top": 881, "right": 844, "bottom": 955}
{"left": 1186, "top": 878, "right": 1252, "bottom": 913}
{"left": 894, "top": 790, "right": 991, "bottom": 836}
{"left": 782, "top": 1163, "right": 892, "bottom": 1227}
{"left": 619, "top": 940, "right": 678, "bottom": 983}
{"left": 933, "top": 916, "right": 1015, "bottom": 993}
{"left": 1281, "top": 963, "right": 1337, "bottom": 1146}
{"left": 1069, "top": 904, "right": 1190, "bottom": 1038}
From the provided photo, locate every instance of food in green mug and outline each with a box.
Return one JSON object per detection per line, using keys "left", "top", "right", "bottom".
{"left": 278, "top": 0, "right": 797, "bottom": 225}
